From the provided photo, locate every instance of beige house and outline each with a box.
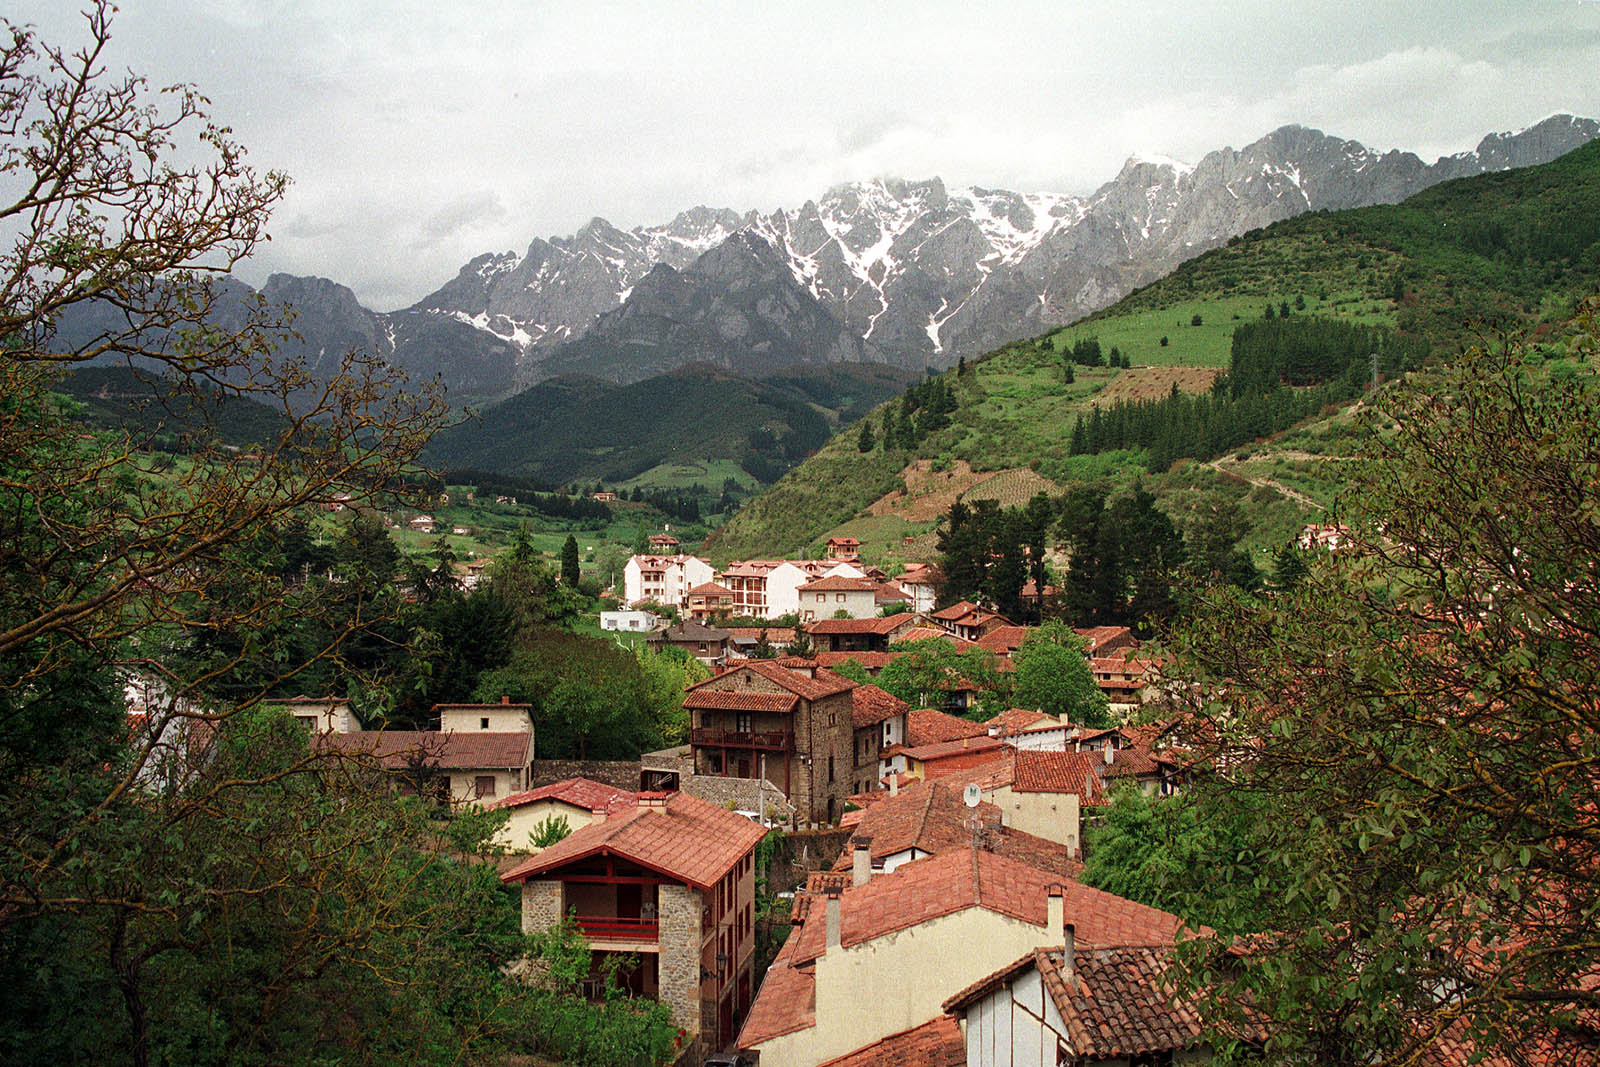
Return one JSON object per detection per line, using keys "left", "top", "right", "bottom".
{"left": 736, "top": 850, "right": 1182, "bottom": 1067}
{"left": 318, "top": 699, "right": 534, "bottom": 807}
{"left": 797, "top": 574, "right": 879, "bottom": 622}
{"left": 488, "top": 777, "right": 633, "bottom": 852}
{"left": 273, "top": 695, "right": 360, "bottom": 734}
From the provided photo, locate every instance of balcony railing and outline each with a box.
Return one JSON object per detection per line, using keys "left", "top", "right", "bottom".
{"left": 574, "top": 915, "right": 659, "bottom": 941}
{"left": 690, "top": 728, "right": 792, "bottom": 751}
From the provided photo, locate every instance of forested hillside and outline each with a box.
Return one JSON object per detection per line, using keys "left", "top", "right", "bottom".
{"left": 710, "top": 139, "right": 1600, "bottom": 564}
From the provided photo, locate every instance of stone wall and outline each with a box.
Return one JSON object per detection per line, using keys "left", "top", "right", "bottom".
{"left": 768, "top": 827, "right": 854, "bottom": 893}
{"left": 520, "top": 879, "right": 562, "bottom": 935}
{"left": 527, "top": 759, "right": 640, "bottom": 791}
{"left": 658, "top": 883, "right": 704, "bottom": 1038}
{"left": 680, "top": 775, "right": 796, "bottom": 825}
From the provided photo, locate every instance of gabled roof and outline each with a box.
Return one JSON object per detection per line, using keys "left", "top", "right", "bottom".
{"left": 798, "top": 574, "right": 877, "bottom": 592}
{"left": 851, "top": 683, "right": 909, "bottom": 728}
{"left": 1013, "top": 749, "right": 1108, "bottom": 803}
{"left": 1103, "top": 746, "right": 1163, "bottom": 778}
{"left": 490, "top": 777, "right": 632, "bottom": 813}
{"left": 894, "top": 735, "right": 1005, "bottom": 763}
{"left": 500, "top": 791, "right": 765, "bottom": 891}
{"left": 817, "top": 1016, "right": 964, "bottom": 1067}
{"left": 682, "top": 690, "right": 799, "bottom": 714}
{"left": 686, "top": 659, "right": 856, "bottom": 703}
{"left": 986, "top": 707, "right": 1056, "bottom": 733}
{"left": 906, "top": 707, "right": 990, "bottom": 746}
{"left": 931, "top": 600, "right": 980, "bottom": 621}
{"left": 736, "top": 925, "right": 816, "bottom": 1046}
{"left": 320, "top": 730, "right": 532, "bottom": 770}
{"left": 806, "top": 612, "right": 920, "bottom": 635}
{"left": 687, "top": 581, "right": 734, "bottom": 596}
{"left": 1075, "top": 625, "right": 1137, "bottom": 653}
{"left": 945, "top": 946, "right": 1205, "bottom": 1057}
{"left": 976, "top": 625, "right": 1033, "bottom": 655}
{"left": 649, "top": 619, "right": 732, "bottom": 642}
{"left": 788, "top": 850, "right": 1181, "bottom": 966}
{"left": 830, "top": 780, "right": 998, "bottom": 867}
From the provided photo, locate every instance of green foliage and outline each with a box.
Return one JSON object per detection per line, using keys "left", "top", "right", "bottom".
{"left": 560, "top": 533, "right": 582, "bottom": 587}
{"left": 937, "top": 493, "right": 1056, "bottom": 622}
{"left": 1164, "top": 311, "right": 1600, "bottom": 1061}
{"left": 874, "top": 638, "right": 1006, "bottom": 715}
{"left": 1009, "top": 620, "right": 1110, "bottom": 727}
{"left": 1060, "top": 483, "right": 1185, "bottom": 634}
{"left": 521, "top": 916, "right": 677, "bottom": 1066}
{"left": 528, "top": 813, "right": 573, "bottom": 849}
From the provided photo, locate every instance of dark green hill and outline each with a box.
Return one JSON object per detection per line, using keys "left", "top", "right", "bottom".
{"left": 712, "top": 140, "right": 1600, "bottom": 562}
{"left": 59, "top": 366, "right": 293, "bottom": 449}
{"left": 421, "top": 361, "right": 913, "bottom": 489}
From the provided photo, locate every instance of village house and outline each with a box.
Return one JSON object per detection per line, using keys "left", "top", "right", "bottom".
{"left": 601, "top": 608, "right": 661, "bottom": 632}
{"left": 318, "top": 698, "right": 535, "bottom": 806}
{"left": 797, "top": 574, "right": 879, "bottom": 621}
{"left": 735, "top": 849, "right": 1182, "bottom": 1066}
{"left": 645, "top": 618, "right": 734, "bottom": 666}
{"left": 686, "top": 581, "right": 736, "bottom": 621}
{"left": 931, "top": 601, "right": 1017, "bottom": 643}
{"left": 882, "top": 735, "right": 1007, "bottom": 783}
{"left": 682, "top": 659, "right": 906, "bottom": 824}
{"left": 487, "top": 777, "right": 633, "bottom": 852}
{"left": 717, "top": 558, "right": 868, "bottom": 620}
{"left": 806, "top": 611, "right": 926, "bottom": 652}
{"left": 897, "top": 562, "right": 941, "bottom": 614}
{"left": 824, "top": 535, "right": 861, "bottom": 562}
{"left": 501, "top": 790, "right": 766, "bottom": 1051}
{"left": 986, "top": 707, "right": 1074, "bottom": 751}
{"left": 648, "top": 532, "right": 681, "bottom": 551}
{"left": 272, "top": 695, "right": 361, "bottom": 734}
{"left": 623, "top": 551, "right": 715, "bottom": 610}
{"left": 723, "top": 625, "right": 797, "bottom": 657}
{"left": 407, "top": 514, "right": 437, "bottom": 535}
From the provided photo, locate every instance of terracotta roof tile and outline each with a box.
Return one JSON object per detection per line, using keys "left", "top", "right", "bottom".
{"left": 893, "top": 627, "right": 977, "bottom": 650}
{"left": 1013, "top": 749, "right": 1109, "bottom": 804}
{"left": 815, "top": 650, "right": 902, "bottom": 670}
{"left": 986, "top": 707, "right": 1056, "bottom": 733}
{"left": 500, "top": 791, "right": 764, "bottom": 891}
{"left": 684, "top": 660, "right": 855, "bottom": 703}
{"left": 682, "top": 690, "right": 800, "bottom": 713}
{"left": 789, "top": 851, "right": 1180, "bottom": 966}
{"left": 1075, "top": 625, "right": 1137, "bottom": 653}
{"left": 797, "top": 574, "right": 877, "bottom": 592}
{"left": 851, "top": 684, "right": 909, "bottom": 728}
{"left": 817, "top": 1015, "right": 964, "bottom": 1067}
{"left": 976, "top": 625, "right": 1033, "bottom": 655}
{"left": 806, "top": 612, "right": 921, "bottom": 635}
{"left": 723, "top": 626, "right": 797, "bottom": 643}
{"left": 687, "top": 581, "right": 734, "bottom": 595}
{"left": 899, "top": 735, "right": 1006, "bottom": 763}
{"left": 490, "top": 777, "right": 632, "bottom": 813}
{"left": 931, "top": 600, "right": 980, "bottom": 621}
{"left": 906, "top": 708, "right": 989, "bottom": 746}
{"left": 1103, "top": 745, "right": 1162, "bottom": 778}
{"left": 736, "top": 933, "right": 816, "bottom": 1046}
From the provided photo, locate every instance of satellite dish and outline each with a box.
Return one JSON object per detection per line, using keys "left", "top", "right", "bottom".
{"left": 963, "top": 783, "right": 981, "bottom": 808}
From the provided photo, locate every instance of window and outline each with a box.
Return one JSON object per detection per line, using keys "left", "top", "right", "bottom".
{"left": 479, "top": 716, "right": 489, "bottom": 730}
{"left": 736, "top": 712, "right": 752, "bottom": 734}
{"left": 828, "top": 755, "right": 835, "bottom": 783}
{"left": 474, "top": 776, "right": 496, "bottom": 798}
{"left": 836, "top": 594, "right": 846, "bottom": 603}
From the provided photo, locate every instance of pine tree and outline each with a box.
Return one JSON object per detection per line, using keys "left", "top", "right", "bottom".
{"left": 857, "top": 418, "right": 876, "bottom": 452}
{"left": 560, "top": 534, "right": 581, "bottom": 587}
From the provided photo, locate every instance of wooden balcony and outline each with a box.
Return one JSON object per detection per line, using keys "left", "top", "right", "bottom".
{"left": 690, "top": 728, "right": 792, "bottom": 751}
{"left": 574, "top": 915, "right": 659, "bottom": 942}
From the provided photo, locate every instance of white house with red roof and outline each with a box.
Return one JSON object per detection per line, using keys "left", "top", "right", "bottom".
{"left": 623, "top": 551, "right": 715, "bottom": 609}
{"left": 488, "top": 777, "right": 633, "bottom": 852}
{"left": 318, "top": 699, "right": 534, "bottom": 807}
{"left": 501, "top": 790, "right": 767, "bottom": 1051}
{"left": 717, "top": 558, "right": 867, "bottom": 620}
{"left": 736, "top": 849, "right": 1182, "bottom": 1067}
{"left": 797, "top": 573, "right": 880, "bottom": 622}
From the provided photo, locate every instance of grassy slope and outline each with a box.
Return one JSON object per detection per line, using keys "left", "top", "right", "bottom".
{"left": 712, "top": 140, "right": 1600, "bottom": 564}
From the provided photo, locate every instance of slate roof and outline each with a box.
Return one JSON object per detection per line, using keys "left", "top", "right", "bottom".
{"left": 499, "top": 791, "right": 765, "bottom": 891}
{"left": 817, "top": 1016, "right": 965, "bottom": 1067}
{"left": 851, "top": 684, "right": 909, "bottom": 728}
{"left": 906, "top": 707, "right": 990, "bottom": 745}
{"left": 320, "top": 730, "right": 532, "bottom": 770}
{"left": 489, "top": 777, "right": 632, "bottom": 813}
{"left": 1013, "top": 749, "right": 1109, "bottom": 804}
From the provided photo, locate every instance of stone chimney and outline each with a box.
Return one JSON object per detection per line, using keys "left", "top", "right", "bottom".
{"left": 1104, "top": 744, "right": 1114, "bottom": 765}
{"left": 889, "top": 775, "right": 899, "bottom": 797}
{"left": 1046, "top": 884, "right": 1064, "bottom": 946}
{"left": 638, "top": 791, "right": 670, "bottom": 810}
{"left": 825, "top": 886, "right": 842, "bottom": 952}
{"left": 851, "top": 836, "right": 873, "bottom": 887}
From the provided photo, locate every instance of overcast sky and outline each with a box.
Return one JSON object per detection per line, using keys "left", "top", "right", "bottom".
{"left": 16, "top": 1, "right": 1600, "bottom": 310}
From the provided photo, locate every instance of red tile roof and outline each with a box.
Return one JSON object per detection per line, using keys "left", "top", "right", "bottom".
{"left": 789, "top": 850, "right": 1180, "bottom": 966}
{"left": 723, "top": 626, "right": 798, "bottom": 644}
{"left": 736, "top": 932, "right": 816, "bottom": 1046}
{"left": 976, "top": 625, "right": 1033, "bottom": 655}
{"left": 1103, "top": 745, "right": 1162, "bottom": 778}
{"left": 851, "top": 684, "right": 909, "bottom": 728}
{"left": 931, "top": 600, "right": 979, "bottom": 621}
{"left": 945, "top": 945, "right": 1204, "bottom": 1056}
{"left": 320, "top": 730, "right": 531, "bottom": 770}
{"left": 897, "top": 735, "right": 1005, "bottom": 763}
{"left": 815, "top": 650, "right": 902, "bottom": 671}
{"left": 687, "top": 581, "right": 734, "bottom": 596}
{"left": 893, "top": 627, "right": 977, "bottom": 650}
{"left": 500, "top": 791, "right": 765, "bottom": 891}
{"left": 490, "top": 777, "right": 632, "bottom": 813}
{"left": 906, "top": 708, "right": 989, "bottom": 746}
{"left": 986, "top": 707, "right": 1055, "bottom": 733}
{"left": 806, "top": 612, "right": 921, "bottom": 635}
{"left": 1013, "top": 749, "right": 1109, "bottom": 804}
{"left": 1075, "top": 625, "right": 1137, "bottom": 653}
{"left": 682, "top": 690, "right": 799, "bottom": 714}
{"left": 830, "top": 780, "right": 998, "bottom": 868}
{"left": 798, "top": 574, "right": 877, "bottom": 592}
{"left": 685, "top": 660, "right": 855, "bottom": 703}
{"left": 817, "top": 1016, "right": 964, "bottom": 1067}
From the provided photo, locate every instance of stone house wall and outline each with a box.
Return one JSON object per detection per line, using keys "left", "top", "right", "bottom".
{"left": 519, "top": 878, "right": 563, "bottom": 935}
{"left": 658, "top": 883, "right": 704, "bottom": 1037}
